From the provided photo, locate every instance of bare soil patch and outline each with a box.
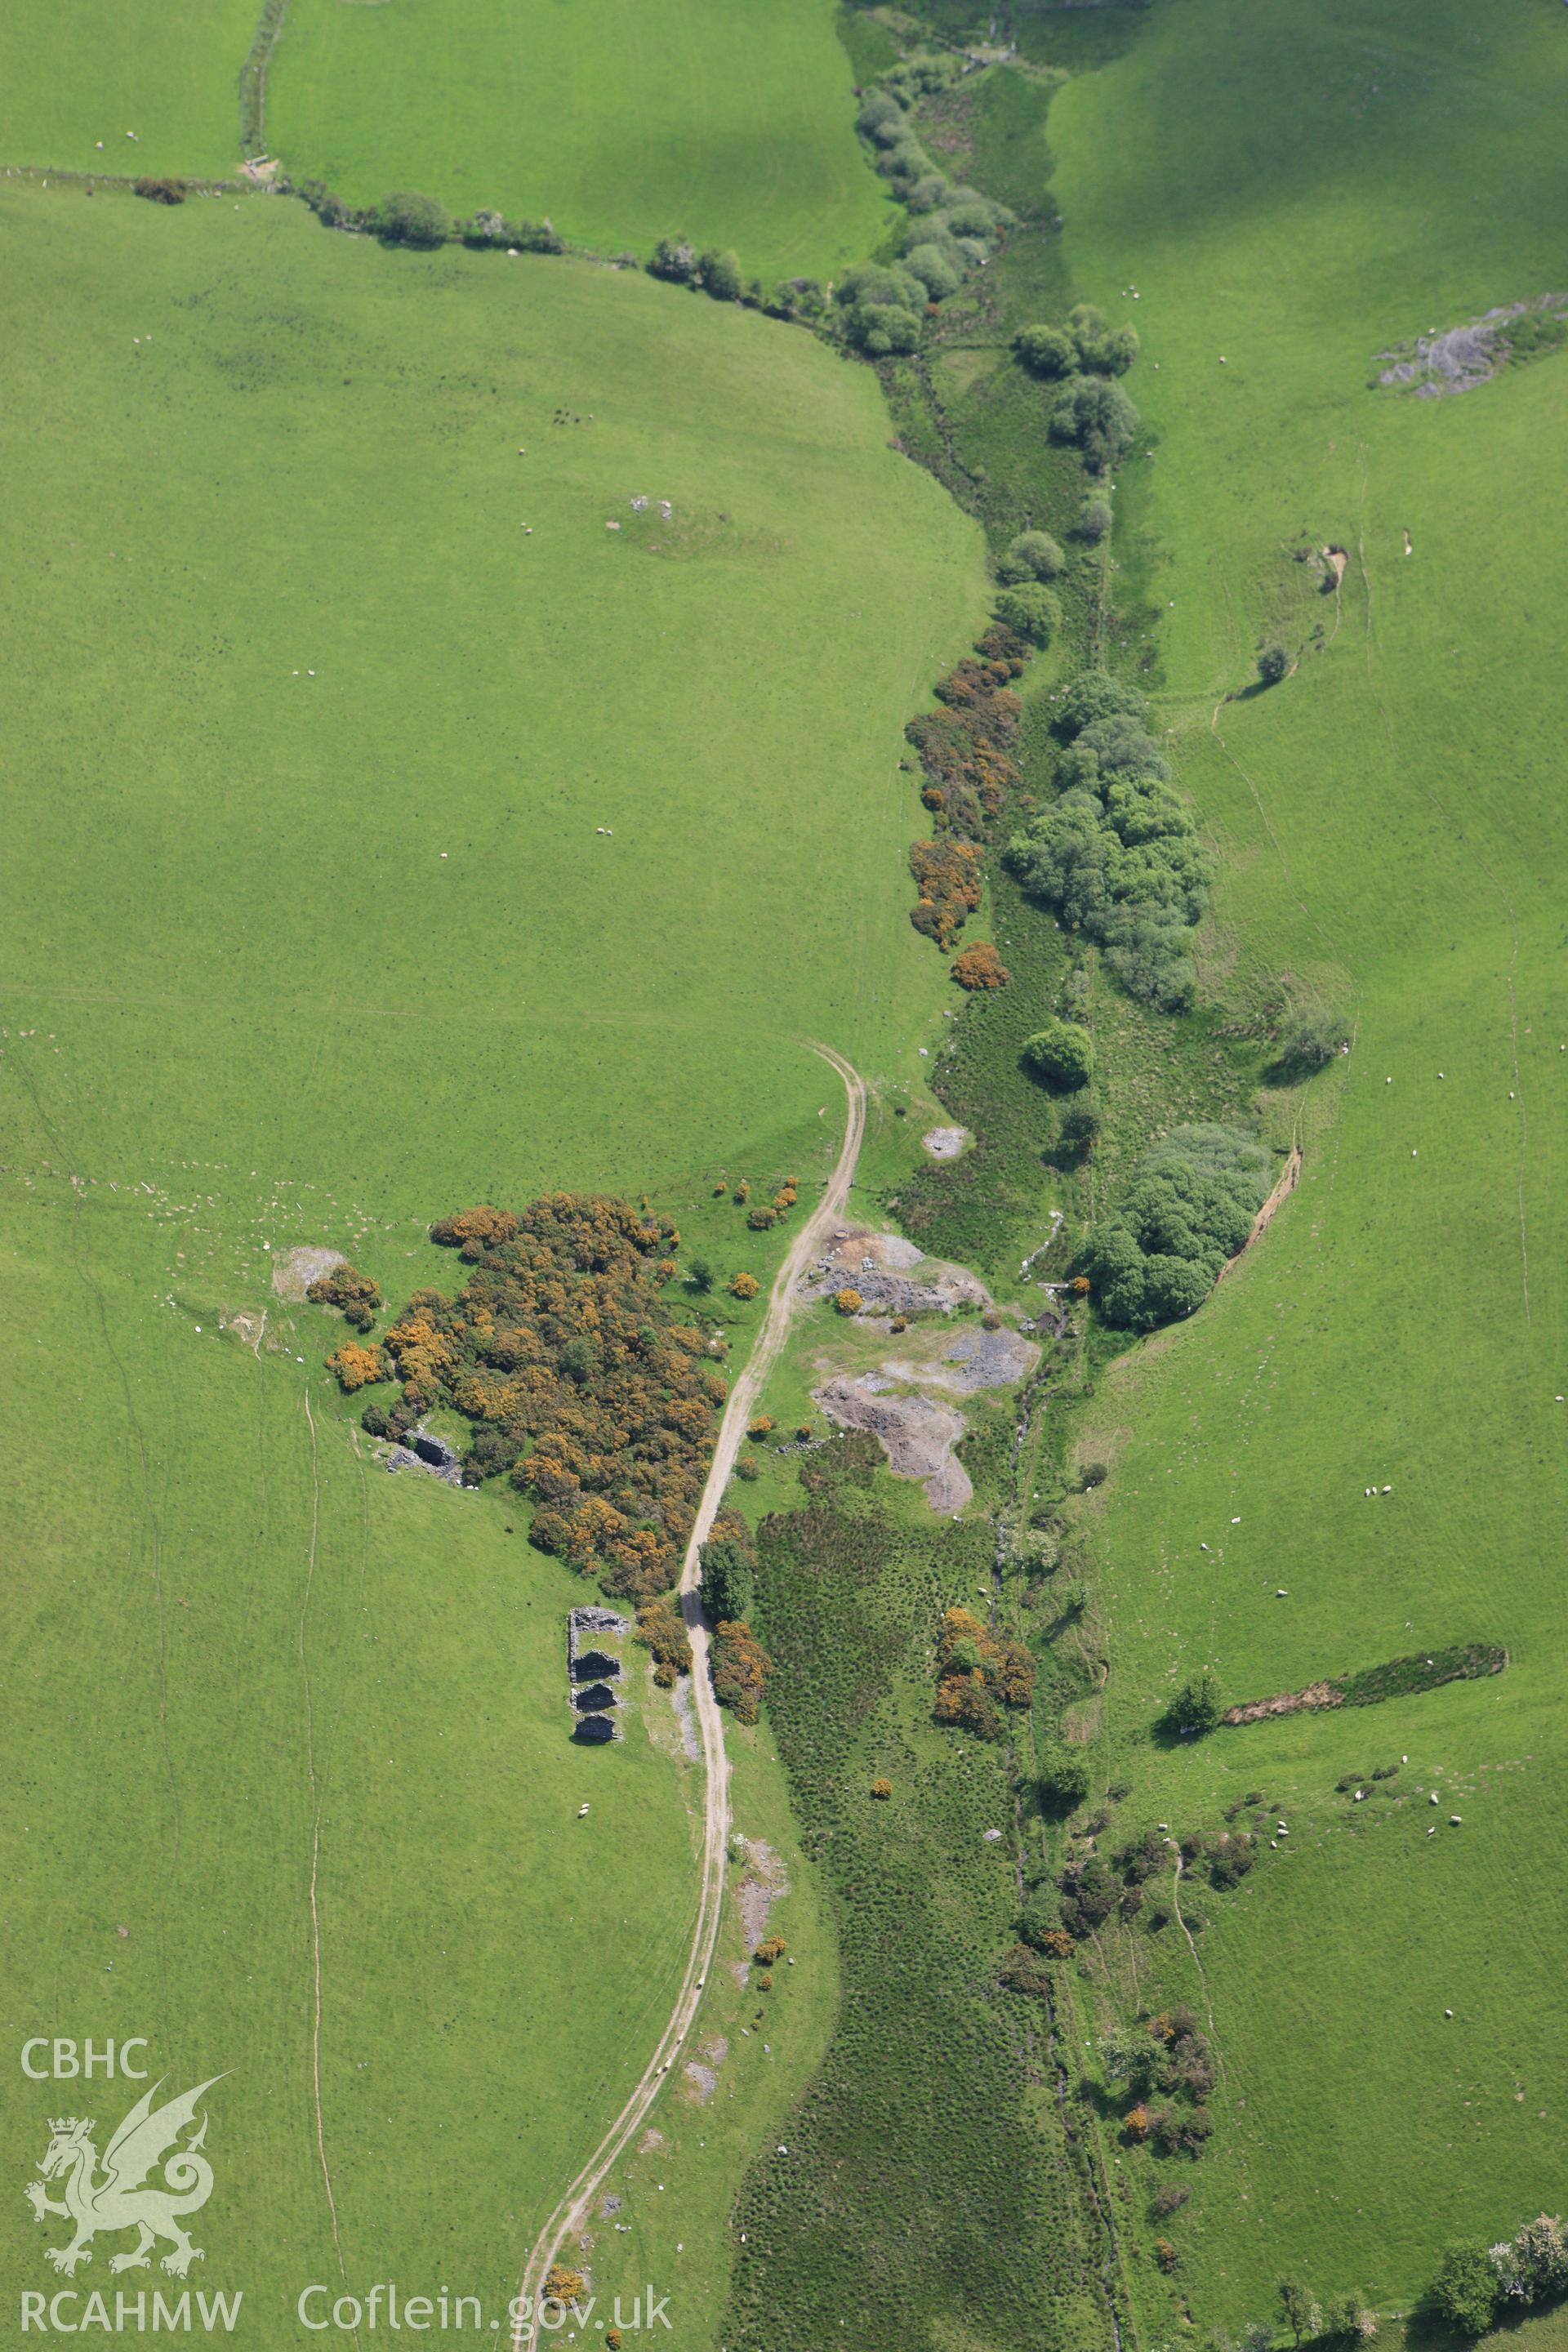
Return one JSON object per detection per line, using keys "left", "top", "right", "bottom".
{"left": 800, "top": 1226, "right": 988, "bottom": 1316}
{"left": 882, "top": 1322, "right": 1039, "bottom": 1395}
{"left": 271, "top": 1244, "right": 346, "bottom": 1302}
{"left": 812, "top": 1375, "right": 972, "bottom": 1513}
{"left": 921, "top": 1125, "right": 971, "bottom": 1160}
{"left": 1216, "top": 1145, "right": 1301, "bottom": 1284}
{"left": 733, "top": 1838, "right": 790, "bottom": 1950}
{"left": 1223, "top": 1680, "right": 1343, "bottom": 1726}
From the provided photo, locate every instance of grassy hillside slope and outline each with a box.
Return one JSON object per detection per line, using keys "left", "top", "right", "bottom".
{"left": 0, "top": 183, "right": 983, "bottom": 2323}
{"left": 0, "top": 0, "right": 256, "bottom": 182}
{"left": 265, "top": 0, "right": 889, "bottom": 277}
{"left": 2, "top": 189, "right": 982, "bottom": 1200}
{"left": 1038, "top": 0, "right": 1568, "bottom": 2319}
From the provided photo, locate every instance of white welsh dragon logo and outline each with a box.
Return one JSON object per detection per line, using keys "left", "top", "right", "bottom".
{"left": 24, "top": 2077, "right": 225, "bottom": 2278}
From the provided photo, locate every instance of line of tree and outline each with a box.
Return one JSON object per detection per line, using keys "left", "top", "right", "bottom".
{"left": 1014, "top": 304, "right": 1142, "bottom": 468}
{"left": 289, "top": 180, "right": 564, "bottom": 253}
{"left": 1209, "top": 2215, "right": 1568, "bottom": 2347}
{"left": 1434, "top": 2213, "right": 1568, "bottom": 2336}
{"left": 648, "top": 238, "right": 745, "bottom": 300}
{"left": 639, "top": 51, "right": 1016, "bottom": 337}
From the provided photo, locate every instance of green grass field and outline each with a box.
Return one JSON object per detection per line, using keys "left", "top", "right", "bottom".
{"left": 1018, "top": 0, "right": 1568, "bottom": 2322}
{"left": 0, "top": 181, "right": 983, "bottom": 2328}
{"left": 0, "top": 0, "right": 888, "bottom": 284}
{"left": 265, "top": 0, "right": 889, "bottom": 278}
{"left": 0, "top": 0, "right": 256, "bottom": 182}
{"left": 11, "top": 0, "right": 1568, "bottom": 2336}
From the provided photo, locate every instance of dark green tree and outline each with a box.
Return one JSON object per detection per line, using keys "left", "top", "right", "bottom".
{"left": 1050, "top": 375, "right": 1141, "bottom": 470}
{"left": 1037, "top": 1742, "right": 1091, "bottom": 1813}
{"left": 1432, "top": 2246, "right": 1499, "bottom": 2339}
{"left": 1058, "top": 1100, "right": 1103, "bottom": 1153}
{"left": 1161, "top": 1669, "right": 1222, "bottom": 1737}
{"left": 369, "top": 190, "right": 451, "bottom": 247}
{"left": 998, "top": 529, "right": 1066, "bottom": 585}
{"left": 1023, "top": 1018, "right": 1094, "bottom": 1090}
{"left": 700, "top": 248, "right": 742, "bottom": 301}
{"left": 993, "top": 582, "right": 1062, "bottom": 646}
{"left": 700, "top": 1537, "right": 755, "bottom": 1626}
{"left": 1278, "top": 2280, "right": 1322, "bottom": 2348}
{"left": 1014, "top": 323, "right": 1075, "bottom": 378}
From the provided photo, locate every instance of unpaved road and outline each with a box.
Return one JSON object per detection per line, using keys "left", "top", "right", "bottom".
{"left": 514, "top": 1045, "right": 866, "bottom": 2344}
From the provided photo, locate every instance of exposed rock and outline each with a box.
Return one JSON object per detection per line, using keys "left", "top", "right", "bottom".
{"left": 568, "top": 1607, "right": 630, "bottom": 1740}
{"left": 1377, "top": 295, "right": 1568, "bottom": 396}
{"left": 383, "top": 1442, "right": 464, "bottom": 1487}
{"left": 1222, "top": 1681, "right": 1343, "bottom": 1726}
{"left": 921, "top": 1125, "right": 971, "bottom": 1160}
{"left": 271, "top": 1244, "right": 347, "bottom": 1302}
{"left": 800, "top": 1226, "right": 988, "bottom": 1317}
{"left": 882, "top": 1322, "right": 1039, "bottom": 1395}
{"left": 813, "top": 1375, "right": 972, "bottom": 1513}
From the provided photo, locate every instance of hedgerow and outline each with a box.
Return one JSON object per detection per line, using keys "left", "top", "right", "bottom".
{"left": 327, "top": 1340, "right": 389, "bottom": 1392}
{"left": 951, "top": 942, "right": 1011, "bottom": 990}
{"left": 288, "top": 177, "right": 564, "bottom": 254}
{"left": 635, "top": 1594, "right": 693, "bottom": 1686}
{"left": 908, "top": 837, "right": 982, "bottom": 950}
